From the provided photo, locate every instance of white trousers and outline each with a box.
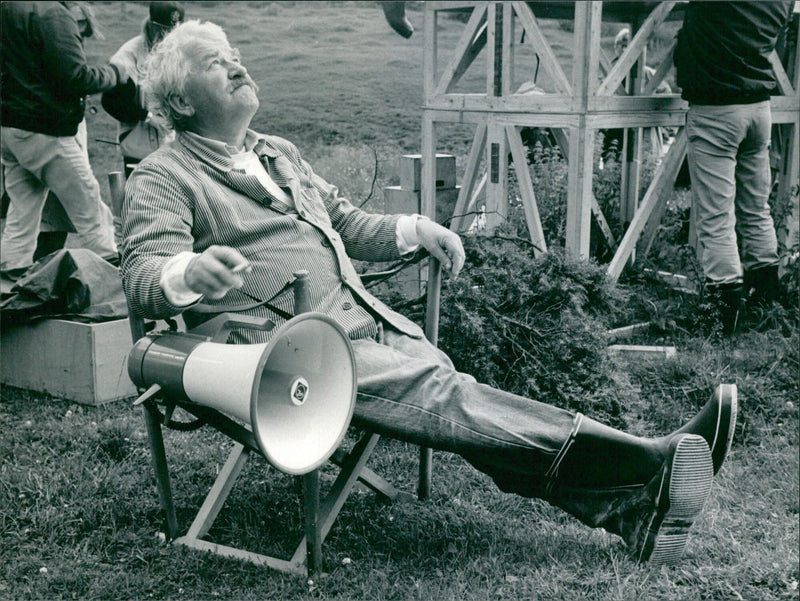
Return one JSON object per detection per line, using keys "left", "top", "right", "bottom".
{"left": 1, "top": 121, "right": 117, "bottom": 270}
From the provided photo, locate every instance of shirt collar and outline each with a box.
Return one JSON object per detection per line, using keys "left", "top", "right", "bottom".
{"left": 178, "top": 129, "right": 279, "bottom": 171}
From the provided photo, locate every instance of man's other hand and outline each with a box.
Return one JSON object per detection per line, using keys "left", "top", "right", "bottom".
{"left": 185, "top": 245, "right": 251, "bottom": 300}
{"left": 415, "top": 218, "right": 465, "bottom": 278}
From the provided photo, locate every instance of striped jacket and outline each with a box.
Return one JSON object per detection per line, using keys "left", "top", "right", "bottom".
{"left": 120, "top": 129, "right": 424, "bottom": 344}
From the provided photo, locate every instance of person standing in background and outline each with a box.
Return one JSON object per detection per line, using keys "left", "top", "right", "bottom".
{"left": 674, "top": 1, "right": 795, "bottom": 332}
{"left": 1, "top": 1, "right": 128, "bottom": 279}
{"left": 102, "top": 1, "right": 185, "bottom": 178}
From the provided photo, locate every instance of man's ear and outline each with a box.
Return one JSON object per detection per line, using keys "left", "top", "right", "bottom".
{"left": 167, "top": 92, "right": 194, "bottom": 119}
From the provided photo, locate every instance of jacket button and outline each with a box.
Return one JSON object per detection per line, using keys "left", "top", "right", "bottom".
{"left": 342, "top": 302, "right": 352, "bottom": 311}
{"left": 321, "top": 238, "right": 330, "bottom": 247}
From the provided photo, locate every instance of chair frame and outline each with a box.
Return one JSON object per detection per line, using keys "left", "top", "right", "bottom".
{"left": 127, "top": 277, "right": 407, "bottom": 579}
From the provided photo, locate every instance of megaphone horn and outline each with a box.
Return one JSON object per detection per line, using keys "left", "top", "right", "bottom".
{"left": 128, "top": 313, "right": 357, "bottom": 475}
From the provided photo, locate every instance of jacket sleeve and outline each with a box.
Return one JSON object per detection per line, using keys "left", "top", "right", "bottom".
{"left": 102, "top": 79, "right": 147, "bottom": 124}
{"left": 39, "top": 4, "right": 118, "bottom": 99}
{"left": 283, "top": 142, "right": 403, "bottom": 262}
{"left": 120, "top": 160, "right": 197, "bottom": 319}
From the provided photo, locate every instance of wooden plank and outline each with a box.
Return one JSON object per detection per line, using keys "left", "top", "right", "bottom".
{"left": 552, "top": 128, "right": 617, "bottom": 251}
{"left": 450, "top": 122, "right": 487, "bottom": 233}
{"left": 608, "top": 344, "right": 677, "bottom": 359}
{"left": 607, "top": 128, "right": 688, "bottom": 281}
{"left": 186, "top": 444, "right": 249, "bottom": 539}
{"left": 607, "top": 322, "right": 651, "bottom": 342}
{"left": 502, "top": 2, "right": 514, "bottom": 97}
{"left": 597, "top": 2, "right": 677, "bottom": 96}
{"left": 485, "top": 119, "right": 508, "bottom": 231}
{"left": 643, "top": 38, "right": 677, "bottom": 96}
{"left": 506, "top": 125, "right": 547, "bottom": 254}
{"left": 433, "top": 4, "right": 488, "bottom": 96}
{"left": 769, "top": 49, "right": 795, "bottom": 96}
{"left": 423, "top": 3, "right": 437, "bottom": 101}
{"left": 512, "top": 1, "right": 572, "bottom": 95}
{"left": 425, "top": 94, "right": 582, "bottom": 117}
{"left": 174, "top": 537, "right": 305, "bottom": 576}
{"left": 429, "top": 1, "right": 484, "bottom": 10}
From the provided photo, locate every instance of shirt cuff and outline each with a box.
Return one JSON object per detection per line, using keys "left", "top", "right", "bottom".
{"left": 160, "top": 251, "right": 203, "bottom": 307}
{"left": 396, "top": 214, "right": 427, "bottom": 255}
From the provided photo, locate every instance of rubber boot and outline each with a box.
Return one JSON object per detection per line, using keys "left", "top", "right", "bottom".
{"left": 706, "top": 281, "right": 744, "bottom": 334}
{"left": 543, "top": 386, "right": 737, "bottom": 564}
{"left": 666, "top": 383, "right": 737, "bottom": 474}
{"left": 546, "top": 432, "right": 713, "bottom": 566}
{"left": 744, "top": 265, "right": 780, "bottom": 308}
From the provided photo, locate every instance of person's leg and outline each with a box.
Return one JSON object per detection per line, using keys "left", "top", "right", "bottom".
{"left": 686, "top": 104, "right": 749, "bottom": 330}
{"left": 0, "top": 128, "right": 50, "bottom": 271}
{"left": 735, "top": 101, "right": 780, "bottom": 306}
{"left": 686, "top": 104, "right": 746, "bottom": 285}
{"left": 352, "top": 328, "right": 734, "bottom": 563}
{"left": 41, "top": 127, "right": 117, "bottom": 261}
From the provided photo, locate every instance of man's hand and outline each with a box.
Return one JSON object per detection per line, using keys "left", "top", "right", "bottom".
{"left": 185, "top": 246, "right": 251, "bottom": 300}
{"left": 415, "top": 218, "right": 465, "bottom": 278}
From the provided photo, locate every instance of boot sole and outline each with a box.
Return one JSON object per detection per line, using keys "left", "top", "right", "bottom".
{"left": 639, "top": 434, "right": 713, "bottom": 566}
{"left": 712, "top": 384, "right": 738, "bottom": 474}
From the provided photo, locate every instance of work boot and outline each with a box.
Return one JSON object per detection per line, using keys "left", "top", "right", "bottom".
{"left": 667, "top": 383, "right": 737, "bottom": 475}
{"left": 744, "top": 265, "right": 780, "bottom": 308}
{"left": 705, "top": 281, "right": 744, "bottom": 334}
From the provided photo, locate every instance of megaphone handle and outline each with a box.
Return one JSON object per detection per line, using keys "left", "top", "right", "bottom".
{"left": 293, "top": 270, "right": 311, "bottom": 314}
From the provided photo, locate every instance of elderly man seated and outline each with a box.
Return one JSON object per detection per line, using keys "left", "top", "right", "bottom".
{"left": 121, "top": 20, "right": 737, "bottom": 566}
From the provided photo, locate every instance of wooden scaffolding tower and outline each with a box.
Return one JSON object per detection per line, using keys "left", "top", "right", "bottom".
{"left": 418, "top": 1, "right": 800, "bottom": 284}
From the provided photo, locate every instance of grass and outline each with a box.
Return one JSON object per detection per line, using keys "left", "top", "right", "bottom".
{"left": 2, "top": 2, "right": 799, "bottom": 600}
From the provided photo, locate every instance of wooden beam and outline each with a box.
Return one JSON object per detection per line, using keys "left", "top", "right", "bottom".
{"left": 434, "top": 5, "right": 488, "bottom": 96}
{"left": 506, "top": 125, "right": 547, "bottom": 254}
{"left": 769, "top": 49, "right": 795, "bottom": 96}
{"left": 597, "top": 2, "right": 678, "bottom": 97}
{"left": 450, "top": 123, "right": 487, "bottom": 233}
{"left": 643, "top": 38, "right": 677, "bottom": 96}
{"left": 485, "top": 119, "right": 508, "bottom": 230}
{"left": 512, "top": 1, "right": 572, "bottom": 95}
{"left": 607, "top": 128, "right": 688, "bottom": 281}
{"left": 186, "top": 444, "right": 249, "bottom": 540}
{"left": 552, "top": 128, "right": 617, "bottom": 251}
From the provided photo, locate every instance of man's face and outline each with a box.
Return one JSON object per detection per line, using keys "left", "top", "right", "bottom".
{"left": 181, "top": 43, "right": 260, "bottom": 133}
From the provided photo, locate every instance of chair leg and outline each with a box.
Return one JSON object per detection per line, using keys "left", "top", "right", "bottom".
{"left": 142, "top": 403, "right": 179, "bottom": 539}
{"left": 302, "top": 471, "right": 322, "bottom": 580}
{"left": 418, "top": 447, "right": 433, "bottom": 500}
{"left": 291, "top": 431, "right": 381, "bottom": 566}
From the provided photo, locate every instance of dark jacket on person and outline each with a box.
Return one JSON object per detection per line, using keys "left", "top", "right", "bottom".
{"left": 674, "top": 1, "right": 794, "bottom": 105}
{"left": 1, "top": 1, "right": 121, "bottom": 136}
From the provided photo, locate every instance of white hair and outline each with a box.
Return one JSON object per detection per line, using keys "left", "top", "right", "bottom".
{"left": 141, "top": 20, "right": 231, "bottom": 131}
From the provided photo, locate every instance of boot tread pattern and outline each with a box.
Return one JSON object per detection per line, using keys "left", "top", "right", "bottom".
{"left": 646, "top": 434, "right": 713, "bottom": 566}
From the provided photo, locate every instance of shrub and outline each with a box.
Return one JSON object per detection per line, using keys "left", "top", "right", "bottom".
{"left": 435, "top": 234, "right": 635, "bottom": 427}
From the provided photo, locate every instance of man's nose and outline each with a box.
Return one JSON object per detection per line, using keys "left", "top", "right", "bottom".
{"left": 225, "top": 60, "right": 246, "bottom": 77}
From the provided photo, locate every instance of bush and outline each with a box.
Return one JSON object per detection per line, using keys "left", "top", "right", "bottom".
{"left": 435, "top": 234, "right": 636, "bottom": 427}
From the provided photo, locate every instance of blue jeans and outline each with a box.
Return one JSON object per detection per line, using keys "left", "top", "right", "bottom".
{"left": 352, "top": 327, "right": 578, "bottom": 493}
{"left": 686, "top": 102, "right": 779, "bottom": 284}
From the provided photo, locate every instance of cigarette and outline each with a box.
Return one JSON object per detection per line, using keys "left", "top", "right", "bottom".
{"left": 232, "top": 263, "right": 252, "bottom": 274}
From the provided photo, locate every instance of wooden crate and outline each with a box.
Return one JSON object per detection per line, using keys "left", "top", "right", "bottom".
{"left": 1, "top": 318, "right": 137, "bottom": 405}
{"left": 398, "top": 154, "right": 457, "bottom": 191}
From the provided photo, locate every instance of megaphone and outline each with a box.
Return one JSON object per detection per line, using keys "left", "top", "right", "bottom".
{"left": 128, "top": 313, "right": 357, "bottom": 475}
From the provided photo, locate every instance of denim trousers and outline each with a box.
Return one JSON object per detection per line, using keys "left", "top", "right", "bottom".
{"left": 1, "top": 122, "right": 117, "bottom": 271}
{"left": 352, "top": 326, "right": 579, "bottom": 496}
{"left": 686, "top": 101, "right": 779, "bottom": 284}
